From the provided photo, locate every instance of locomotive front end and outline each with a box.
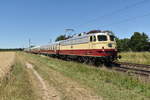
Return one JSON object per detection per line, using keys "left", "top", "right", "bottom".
{"left": 89, "top": 32, "right": 118, "bottom": 62}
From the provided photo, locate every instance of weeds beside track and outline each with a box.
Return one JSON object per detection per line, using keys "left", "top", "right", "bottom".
{"left": 112, "top": 62, "right": 150, "bottom": 77}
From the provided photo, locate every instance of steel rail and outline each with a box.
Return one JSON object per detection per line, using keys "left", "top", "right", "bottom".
{"left": 112, "top": 62, "right": 150, "bottom": 77}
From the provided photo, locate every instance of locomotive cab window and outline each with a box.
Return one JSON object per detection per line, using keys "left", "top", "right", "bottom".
{"left": 93, "top": 36, "right": 96, "bottom": 41}
{"left": 90, "top": 36, "right": 96, "bottom": 42}
{"left": 110, "top": 35, "right": 115, "bottom": 41}
{"left": 97, "top": 35, "right": 107, "bottom": 41}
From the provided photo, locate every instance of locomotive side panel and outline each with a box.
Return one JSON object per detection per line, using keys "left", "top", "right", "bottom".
{"left": 58, "top": 33, "right": 117, "bottom": 58}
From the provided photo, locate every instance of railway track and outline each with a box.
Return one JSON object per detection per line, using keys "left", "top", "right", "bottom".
{"left": 112, "top": 62, "right": 150, "bottom": 77}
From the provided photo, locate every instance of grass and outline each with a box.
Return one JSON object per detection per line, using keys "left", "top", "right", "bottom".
{"left": 0, "top": 54, "right": 36, "bottom": 100}
{"left": 20, "top": 52, "right": 150, "bottom": 100}
{"left": 119, "top": 52, "right": 150, "bottom": 65}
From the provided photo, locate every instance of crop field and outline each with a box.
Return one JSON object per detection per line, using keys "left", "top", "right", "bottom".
{"left": 119, "top": 52, "right": 150, "bottom": 65}
{"left": 0, "top": 52, "right": 15, "bottom": 79}
{"left": 0, "top": 52, "right": 150, "bottom": 100}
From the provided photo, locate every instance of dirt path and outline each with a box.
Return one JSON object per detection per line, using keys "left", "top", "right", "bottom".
{"left": 41, "top": 64, "right": 102, "bottom": 100}
{"left": 0, "top": 52, "right": 15, "bottom": 79}
{"left": 26, "top": 62, "right": 60, "bottom": 100}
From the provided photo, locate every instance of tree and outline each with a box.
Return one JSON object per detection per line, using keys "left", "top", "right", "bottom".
{"left": 30, "top": 45, "right": 35, "bottom": 48}
{"left": 55, "top": 34, "right": 67, "bottom": 42}
{"left": 116, "top": 32, "right": 150, "bottom": 52}
{"left": 130, "top": 32, "right": 149, "bottom": 51}
{"left": 116, "top": 38, "right": 131, "bottom": 52}
{"left": 55, "top": 34, "right": 73, "bottom": 42}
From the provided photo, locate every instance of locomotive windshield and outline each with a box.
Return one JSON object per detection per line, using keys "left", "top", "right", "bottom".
{"left": 97, "top": 35, "right": 107, "bottom": 41}
{"left": 110, "top": 35, "right": 115, "bottom": 41}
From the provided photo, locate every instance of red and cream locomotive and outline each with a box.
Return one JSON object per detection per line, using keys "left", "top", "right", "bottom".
{"left": 25, "top": 30, "right": 119, "bottom": 62}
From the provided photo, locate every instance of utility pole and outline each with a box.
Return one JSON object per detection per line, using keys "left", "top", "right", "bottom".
{"left": 29, "top": 38, "right": 31, "bottom": 51}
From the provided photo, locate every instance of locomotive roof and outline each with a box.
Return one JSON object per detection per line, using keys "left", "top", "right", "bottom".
{"left": 29, "top": 32, "right": 114, "bottom": 49}
{"left": 60, "top": 32, "right": 113, "bottom": 42}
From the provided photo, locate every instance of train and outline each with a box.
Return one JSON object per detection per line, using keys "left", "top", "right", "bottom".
{"left": 25, "top": 30, "right": 120, "bottom": 63}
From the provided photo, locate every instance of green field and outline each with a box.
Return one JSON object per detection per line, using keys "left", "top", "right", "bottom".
{"left": 0, "top": 52, "right": 150, "bottom": 100}
{"left": 119, "top": 52, "right": 150, "bottom": 65}
{"left": 21, "top": 52, "right": 150, "bottom": 100}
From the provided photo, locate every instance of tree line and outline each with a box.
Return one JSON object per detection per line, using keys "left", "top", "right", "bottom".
{"left": 116, "top": 32, "right": 150, "bottom": 52}
{"left": 0, "top": 48, "right": 23, "bottom": 51}
{"left": 55, "top": 31, "right": 150, "bottom": 52}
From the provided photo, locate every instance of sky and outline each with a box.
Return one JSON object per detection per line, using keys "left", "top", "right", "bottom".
{"left": 0, "top": 0, "right": 150, "bottom": 48}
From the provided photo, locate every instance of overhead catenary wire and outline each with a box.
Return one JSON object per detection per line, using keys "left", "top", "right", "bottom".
{"left": 97, "top": 12, "right": 150, "bottom": 28}
{"left": 73, "top": 0, "right": 149, "bottom": 29}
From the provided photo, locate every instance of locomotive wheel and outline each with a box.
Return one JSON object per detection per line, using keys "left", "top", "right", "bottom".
{"left": 88, "top": 57, "right": 96, "bottom": 65}
{"left": 82, "top": 57, "right": 89, "bottom": 64}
